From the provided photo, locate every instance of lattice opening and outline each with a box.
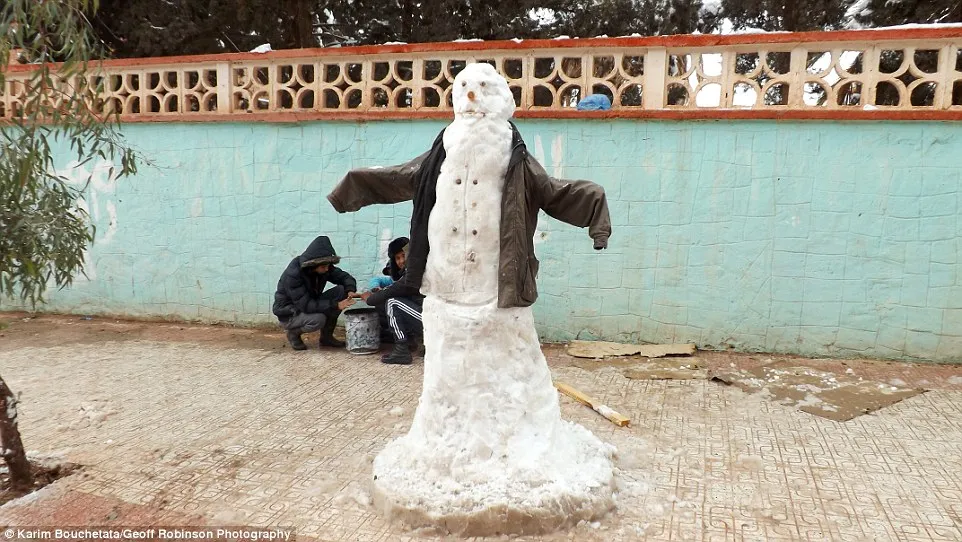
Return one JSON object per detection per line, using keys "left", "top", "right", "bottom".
{"left": 422, "top": 87, "right": 441, "bottom": 107}
{"left": 163, "top": 94, "right": 178, "bottom": 113}
{"left": 701, "top": 53, "right": 723, "bottom": 77}
{"left": 561, "top": 57, "right": 582, "bottom": 78}
{"left": 185, "top": 71, "right": 200, "bottom": 90}
{"left": 592, "top": 83, "right": 614, "bottom": 104}
{"left": 299, "top": 65, "right": 315, "bottom": 84}
{"left": 372, "top": 87, "right": 389, "bottom": 107}
{"left": 204, "top": 70, "right": 217, "bottom": 87}
{"left": 953, "top": 80, "right": 962, "bottom": 105}
{"left": 164, "top": 71, "right": 178, "bottom": 89}
{"left": 763, "top": 83, "right": 789, "bottom": 106}
{"left": 837, "top": 81, "right": 862, "bottom": 106}
{"left": 323, "top": 89, "right": 340, "bottom": 109}
{"left": 622, "top": 55, "right": 644, "bottom": 77}
{"left": 504, "top": 58, "right": 524, "bottom": 79}
{"left": 875, "top": 81, "right": 900, "bottom": 105}
{"left": 278, "top": 65, "right": 295, "bottom": 85}
{"left": 324, "top": 64, "right": 340, "bottom": 83}
{"left": 806, "top": 52, "right": 832, "bottom": 76}
{"left": 803, "top": 82, "right": 827, "bottom": 106}
{"left": 424, "top": 60, "right": 442, "bottom": 81}
{"left": 911, "top": 82, "right": 937, "bottom": 106}
{"left": 185, "top": 94, "right": 200, "bottom": 112}
{"left": 560, "top": 84, "right": 581, "bottom": 107}
{"left": 395, "top": 88, "right": 413, "bottom": 108}
{"left": 914, "top": 50, "right": 939, "bottom": 73}
{"left": 667, "top": 83, "right": 689, "bottom": 106}
{"left": 346, "top": 89, "right": 362, "bottom": 109}
{"left": 593, "top": 56, "right": 614, "bottom": 78}
{"left": 346, "top": 64, "right": 363, "bottom": 84}
{"left": 448, "top": 60, "right": 467, "bottom": 79}
{"left": 841, "top": 50, "right": 864, "bottom": 74}
{"left": 736, "top": 53, "right": 760, "bottom": 75}
{"left": 255, "top": 68, "right": 269, "bottom": 85}
{"left": 126, "top": 74, "right": 140, "bottom": 91}
{"left": 253, "top": 91, "right": 269, "bottom": 110}
{"left": 534, "top": 58, "right": 555, "bottom": 79}
{"left": 879, "top": 50, "right": 905, "bottom": 74}
{"left": 277, "top": 90, "right": 294, "bottom": 109}
{"left": 696, "top": 83, "right": 721, "bottom": 107}
{"left": 396, "top": 61, "right": 414, "bottom": 81}
{"left": 733, "top": 82, "right": 757, "bottom": 107}
{"left": 373, "top": 62, "right": 390, "bottom": 82}
{"left": 204, "top": 93, "right": 217, "bottom": 111}
{"left": 767, "top": 52, "right": 791, "bottom": 74}
{"left": 109, "top": 74, "right": 123, "bottom": 92}
{"left": 533, "top": 85, "right": 554, "bottom": 106}
{"left": 619, "top": 84, "right": 642, "bottom": 106}
{"left": 510, "top": 86, "right": 522, "bottom": 106}
{"left": 667, "top": 55, "right": 692, "bottom": 77}
{"left": 956, "top": 50, "right": 962, "bottom": 71}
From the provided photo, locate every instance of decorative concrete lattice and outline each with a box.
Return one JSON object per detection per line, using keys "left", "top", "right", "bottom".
{"left": 3, "top": 28, "right": 961, "bottom": 119}
{"left": 665, "top": 43, "right": 962, "bottom": 110}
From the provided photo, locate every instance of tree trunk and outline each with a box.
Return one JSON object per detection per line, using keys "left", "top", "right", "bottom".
{"left": 0, "top": 375, "right": 32, "bottom": 490}
{"left": 289, "top": 0, "right": 314, "bottom": 48}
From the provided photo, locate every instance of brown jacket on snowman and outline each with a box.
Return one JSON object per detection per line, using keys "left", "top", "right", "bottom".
{"left": 328, "top": 121, "right": 611, "bottom": 309}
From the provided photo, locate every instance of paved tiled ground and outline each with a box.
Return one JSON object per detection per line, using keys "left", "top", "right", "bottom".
{"left": 1, "top": 322, "right": 961, "bottom": 541}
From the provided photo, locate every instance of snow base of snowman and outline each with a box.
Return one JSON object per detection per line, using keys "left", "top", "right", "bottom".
{"left": 371, "top": 297, "right": 616, "bottom": 537}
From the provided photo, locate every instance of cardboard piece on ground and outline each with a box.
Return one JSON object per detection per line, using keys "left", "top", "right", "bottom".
{"left": 567, "top": 340, "right": 696, "bottom": 359}
{"left": 711, "top": 361, "right": 925, "bottom": 422}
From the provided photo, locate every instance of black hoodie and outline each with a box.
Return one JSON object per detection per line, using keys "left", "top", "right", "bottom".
{"left": 272, "top": 236, "right": 357, "bottom": 320}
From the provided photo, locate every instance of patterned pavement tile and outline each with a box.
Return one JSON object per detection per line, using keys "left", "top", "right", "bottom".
{"left": 0, "top": 340, "right": 960, "bottom": 541}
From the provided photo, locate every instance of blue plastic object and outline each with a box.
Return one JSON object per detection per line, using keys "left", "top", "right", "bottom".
{"left": 577, "top": 94, "right": 612, "bottom": 111}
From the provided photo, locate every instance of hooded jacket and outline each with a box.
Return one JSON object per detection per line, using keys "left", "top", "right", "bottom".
{"left": 327, "top": 124, "right": 611, "bottom": 309}
{"left": 383, "top": 236, "right": 409, "bottom": 280}
{"left": 272, "top": 236, "right": 358, "bottom": 320}
{"left": 364, "top": 239, "right": 422, "bottom": 307}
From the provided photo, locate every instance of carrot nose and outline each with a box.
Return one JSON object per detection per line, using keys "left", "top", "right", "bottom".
{"left": 467, "top": 90, "right": 476, "bottom": 101}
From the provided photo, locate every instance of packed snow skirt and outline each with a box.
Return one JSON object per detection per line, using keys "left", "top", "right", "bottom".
{"left": 372, "top": 296, "right": 616, "bottom": 536}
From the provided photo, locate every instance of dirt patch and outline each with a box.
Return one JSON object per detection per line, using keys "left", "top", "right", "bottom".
{"left": 0, "top": 460, "right": 81, "bottom": 506}
{"left": 0, "top": 312, "right": 291, "bottom": 353}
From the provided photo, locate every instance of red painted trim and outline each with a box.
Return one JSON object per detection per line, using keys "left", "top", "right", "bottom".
{"left": 100, "top": 108, "right": 962, "bottom": 124}
{"left": 5, "top": 27, "right": 962, "bottom": 73}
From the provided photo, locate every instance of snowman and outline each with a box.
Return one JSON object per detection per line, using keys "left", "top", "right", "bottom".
{"left": 328, "top": 62, "right": 614, "bottom": 536}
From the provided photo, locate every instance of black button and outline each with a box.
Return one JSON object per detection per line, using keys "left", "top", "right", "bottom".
{"left": 452, "top": 227, "right": 458, "bottom": 232}
{"left": 472, "top": 230, "right": 478, "bottom": 235}
{"left": 472, "top": 179, "right": 478, "bottom": 185}
{"left": 455, "top": 178, "right": 462, "bottom": 185}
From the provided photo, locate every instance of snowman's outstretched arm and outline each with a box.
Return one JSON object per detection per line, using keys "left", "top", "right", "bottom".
{"left": 528, "top": 159, "right": 612, "bottom": 250}
{"left": 327, "top": 151, "right": 429, "bottom": 213}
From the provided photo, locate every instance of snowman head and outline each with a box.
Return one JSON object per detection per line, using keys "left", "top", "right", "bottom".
{"left": 451, "top": 62, "right": 515, "bottom": 121}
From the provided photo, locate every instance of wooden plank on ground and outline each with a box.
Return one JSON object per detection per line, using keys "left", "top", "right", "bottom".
{"left": 555, "top": 381, "right": 630, "bottom": 427}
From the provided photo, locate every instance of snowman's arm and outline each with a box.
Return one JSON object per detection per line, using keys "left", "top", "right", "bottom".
{"left": 327, "top": 151, "right": 428, "bottom": 212}
{"left": 529, "top": 159, "right": 612, "bottom": 249}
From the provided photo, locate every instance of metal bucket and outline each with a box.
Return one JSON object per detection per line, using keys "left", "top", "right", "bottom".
{"left": 344, "top": 307, "right": 380, "bottom": 355}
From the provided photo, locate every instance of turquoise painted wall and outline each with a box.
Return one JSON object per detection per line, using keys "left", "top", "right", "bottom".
{"left": 4, "top": 120, "right": 960, "bottom": 361}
